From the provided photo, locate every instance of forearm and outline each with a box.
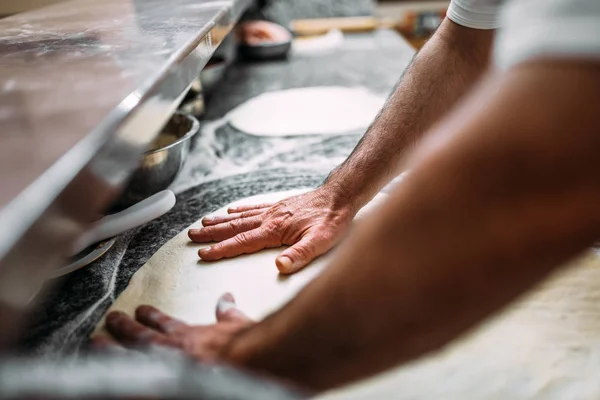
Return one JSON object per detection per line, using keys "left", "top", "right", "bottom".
{"left": 226, "top": 61, "right": 600, "bottom": 390}
{"left": 326, "top": 19, "right": 493, "bottom": 211}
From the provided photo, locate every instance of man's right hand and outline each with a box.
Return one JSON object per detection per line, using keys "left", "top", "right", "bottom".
{"left": 188, "top": 188, "right": 357, "bottom": 275}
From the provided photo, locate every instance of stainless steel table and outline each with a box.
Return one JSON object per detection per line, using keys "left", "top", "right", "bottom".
{"left": 0, "top": 0, "right": 250, "bottom": 344}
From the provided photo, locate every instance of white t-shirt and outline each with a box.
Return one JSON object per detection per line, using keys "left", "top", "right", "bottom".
{"left": 447, "top": 0, "right": 600, "bottom": 69}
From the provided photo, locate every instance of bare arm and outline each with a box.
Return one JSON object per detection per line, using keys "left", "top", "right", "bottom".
{"left": 224, "top": 60, "right": 600, "bottom": 390}
{"left": 190, "top": 20, "right": 494, "bottom": 273}
{"left": 326, "top": 18, "right": 493, "bottom": 209}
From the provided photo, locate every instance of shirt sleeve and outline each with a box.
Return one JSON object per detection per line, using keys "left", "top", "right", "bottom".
{"left": 494, "top": 0, "right": 600, "bottom": 69}
{"left": 446, "top": 0, "right": 503, "bottom": 30}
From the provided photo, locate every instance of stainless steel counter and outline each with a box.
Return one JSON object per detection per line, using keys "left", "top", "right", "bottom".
{"left": 0, "top": 0, "right": 250, "bottom": 340}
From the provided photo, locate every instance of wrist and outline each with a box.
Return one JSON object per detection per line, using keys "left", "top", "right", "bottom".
{"left": 223, "top": 323, "right": 318, "bottom": 391}
{"left": 221, "top": 325, "right": 253, "bottom": 366}
{"left": 221, "top": 324, "right": 279, "bottom": 378}
{"left": 321, "top": 169, "right": 374, "bottom": 215}
{"left": 222, "top": 327, "right": 314, "bottom": 396}
{"left": 222, "top": 316, "right": 297, "bottom": 380}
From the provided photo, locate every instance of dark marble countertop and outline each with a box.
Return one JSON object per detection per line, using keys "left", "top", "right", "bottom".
{"left": 21, "top": 29, "right": 414, "bottom": 394}
{"left": 25, "top": 28, "right": 414, "bottom": 352}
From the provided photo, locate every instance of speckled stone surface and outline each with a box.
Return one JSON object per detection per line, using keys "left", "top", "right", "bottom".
{"left": 22, "top": 30, "right": 415, "bottom": 356}
{"left": 174, "top": 29, "right": 414, "bottom": 194}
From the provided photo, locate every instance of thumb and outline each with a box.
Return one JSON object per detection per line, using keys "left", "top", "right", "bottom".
{"left": 276, "top": 233, "right": 333, "bottom": 275}
{"left": 216, "top": 293, "right": 250, "bottom": 323}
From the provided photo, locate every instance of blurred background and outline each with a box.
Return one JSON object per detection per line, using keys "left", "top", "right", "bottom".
{"left": 0, "top": 0, "right": 449, "bottom": 49}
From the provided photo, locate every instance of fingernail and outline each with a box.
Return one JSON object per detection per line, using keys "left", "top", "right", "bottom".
{"left": 203, "top": 217, "right": 214, "bottom": 223}
{"left": 221, "top": 292, "right": 235, "bottom": 303}
{"left": 217, "top": 294, "right": 237, "bottom": 314}
{"left": 276, "top": 256, "right": 293, "bottom": 273}
{"left": 106, "top": 312, "right": 121, "bottom": 324}
{"left": 147, "top": 309, "right": 161, "bottom": 322}
{"left": 199, "top": 247, "right": 211, "bottom": 257}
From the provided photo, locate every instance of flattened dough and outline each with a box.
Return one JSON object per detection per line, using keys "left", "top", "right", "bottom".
{"left": 227, "top": 87, "right": 386, "bottom": 137}
{"left": 94, "top": 189, "right": 386, "bottom": 329}
{"left": 95, "top": 189, "right": 600, "bottom": 400}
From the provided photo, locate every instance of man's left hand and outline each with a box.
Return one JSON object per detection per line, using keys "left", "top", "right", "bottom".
{"left": 92, "top": 293, "right": 253, "bottom": 363}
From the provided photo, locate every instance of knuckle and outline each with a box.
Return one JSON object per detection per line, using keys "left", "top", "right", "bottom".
{"left": 234, "top": 232, "right": 249, "bottom": 246}
{"left": 293, "top": 246, "right": 310, "bottom": 259}
{"left": 227, "top": 219, "right": 242, "bottom": 231}
{"left": 295, "top": 242, "right": 316, "bottom": 258}
{"left": 273, "top": 203, "right": 293, "bottom": 217}
{"left": 203, "top": 226, "right": 216, "bottom": 238}
{"left": 266, "top": 219, "right": 284, "bottom": 234}
{"left": 314, "top": 228, "right": 335, "bottom": 243}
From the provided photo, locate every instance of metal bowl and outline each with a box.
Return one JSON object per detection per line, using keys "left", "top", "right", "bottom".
{"left": 115, "top": 112, "right": 199, "bottom": 210}
{"left": 200, "top": 57, "right": 229, "bottom": 95}
{"left": 239, "top": 39, "right": 292, "bottom": 61}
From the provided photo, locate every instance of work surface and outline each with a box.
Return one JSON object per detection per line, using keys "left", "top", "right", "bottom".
{"left": 0, "top": 0, "right": 245, "bottom": 210}
{"left": 24, "top": 29, "right": 414, "bottom": 353}
{"left": 0, "top": 0, "right": 249, "bottom": 270}
{"left": 19, "top": 28, "right": 600, "bottom": 400}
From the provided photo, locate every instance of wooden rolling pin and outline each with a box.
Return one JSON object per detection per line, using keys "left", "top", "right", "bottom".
{"left": 291, "top": 16, "right": 384, "bottom": 36}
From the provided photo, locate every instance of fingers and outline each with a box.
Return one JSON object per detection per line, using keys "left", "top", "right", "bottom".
{"left": 199, "top": 228, "right": 277, "bottom": 261}
{"left": 189, "top": 216, "right": 262, "bottom": 243}
{"left": 90, "top": 334, "right": 120, "bottom": 349}
{"left": 105, "top": 311, "right": 175, "bottom": 348}
{"left": 227, "top": 203, "right": 273, "bottom": 214}
{"left": 135, "top": 305, "right": 187, "bottom": 334}
{"left": 276, "top": 233, "right": 334, "bottom": 275}
{"left": 89, "top": 334, "right": 133, "bottom": 356}
{"left": 202, "top": 209, "right": 265, "bottom": 227}
{"left": 215, "top": 293, "right": 251, "bottom": 323}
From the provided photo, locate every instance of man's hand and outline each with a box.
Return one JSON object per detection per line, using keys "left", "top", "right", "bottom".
{"left": 224, "top": 61, "right": 600, "bottom": 391}
{"left": 188, "top": 20, "right": 492, "bottom": 277}
{"left": 92, "top": 294, "right": 253, "bottom": 363}
{"left": 188, "top": 188, "right": 356, "bottom": 275}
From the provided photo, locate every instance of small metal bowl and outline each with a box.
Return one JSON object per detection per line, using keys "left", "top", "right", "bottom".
{"left": 115, "top": 112, "right": 199, "bottom": 210}
{"left": 200, "top": 57, "right": 229, "bottom": 95}
{"left": 239, "top": 39, "right": 292, "bottom": 61}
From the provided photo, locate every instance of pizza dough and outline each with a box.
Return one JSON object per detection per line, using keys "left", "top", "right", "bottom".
{"left": 95, "top": 189, "right": 600, "bottom": 399}
{"left": 227, "top": 87, "right": 386, "bottom": 137}
{"left": 93, "top": 189, "right": 386, "bottom": 329}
